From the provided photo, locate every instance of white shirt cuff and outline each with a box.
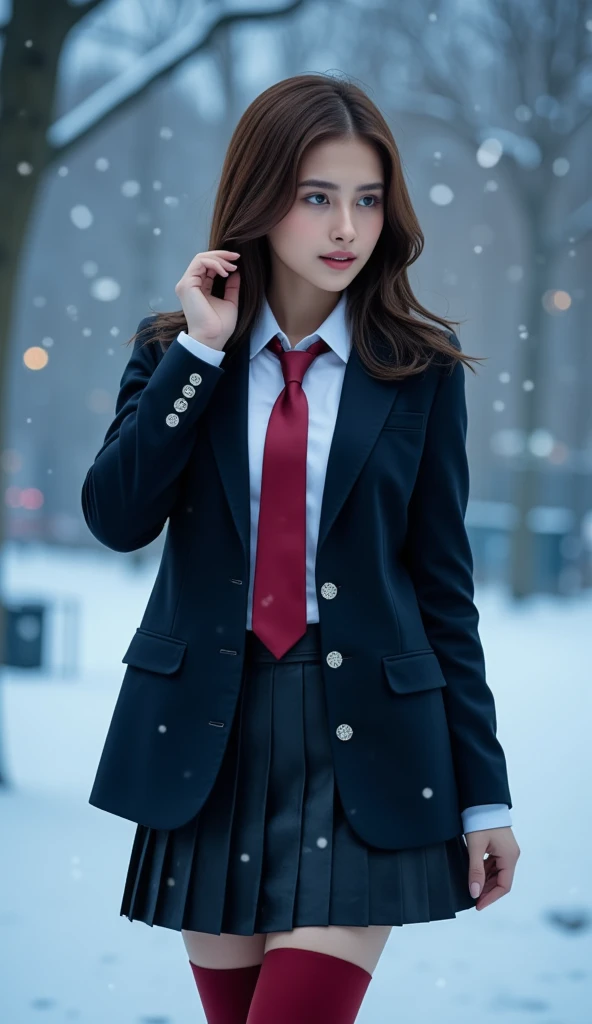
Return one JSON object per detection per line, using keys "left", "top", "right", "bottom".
{"left": 176, "top": 331, "right": 225, "bottom": 367}
{"left": 461, "top": 803, "right": 512, "bottom": 834}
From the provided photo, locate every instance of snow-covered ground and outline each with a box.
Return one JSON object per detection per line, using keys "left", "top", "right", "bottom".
{"left": 0, "top": 542, "right": 590, "bottom": 1023}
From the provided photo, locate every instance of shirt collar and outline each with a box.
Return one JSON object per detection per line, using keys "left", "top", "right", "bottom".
{"left": 249, "top": 290, "right": 351, "bottom": 364}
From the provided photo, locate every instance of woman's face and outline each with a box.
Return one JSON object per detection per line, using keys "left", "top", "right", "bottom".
{"left": 266, "top": 136, "right": 385, "bottom": 292}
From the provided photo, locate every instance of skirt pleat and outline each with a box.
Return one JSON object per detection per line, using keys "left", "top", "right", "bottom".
{"left": 120, "top": 624, "right": 476, "bottom": 935}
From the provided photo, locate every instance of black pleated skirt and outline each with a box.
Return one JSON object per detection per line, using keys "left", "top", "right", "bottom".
{"left": 120, "top": 623, "right": 476, "bottom": 935}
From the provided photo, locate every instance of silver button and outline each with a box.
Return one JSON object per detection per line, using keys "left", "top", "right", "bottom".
{"left": 321, "top": 582, "right": 338, "bottom": 600}
{"left": 173, "top": 397, "right": 188, "bottom": 413}
{"left": 166, "top": 413, "right": 179, "bottom": 427}
{"left": 189, "top": 373, "right": 202, "bottom": 386}
{"left": 336, "top": 724, "right": 353, "bottom": 741}
{"left": 326, "top": 650, "right": 343, "bottom": 668}
{"left": 182, "top": 384, "right": 196, "bottom": 398}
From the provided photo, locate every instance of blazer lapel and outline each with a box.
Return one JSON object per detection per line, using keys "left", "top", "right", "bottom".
{"left": 206, "top": 333, "right": 403, "bottom": 567}
{"left": 316, "top": 341, "right": 402, "bottom": 553}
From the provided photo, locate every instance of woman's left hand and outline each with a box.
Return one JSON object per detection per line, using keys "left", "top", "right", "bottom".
{"left": 465, "top": 826, "right": 520, "bottom": 911}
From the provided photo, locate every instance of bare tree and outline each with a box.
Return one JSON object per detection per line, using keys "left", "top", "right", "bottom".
{"left": 352, "top": 0, "right": 592, "bottom": 598}
{"left": 0, "top": 0, "right": 306, "bottom": 787}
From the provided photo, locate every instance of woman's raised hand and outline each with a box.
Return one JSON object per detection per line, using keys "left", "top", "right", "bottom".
{"left": 174, "top": 250, "right": 241, "bottom": 351}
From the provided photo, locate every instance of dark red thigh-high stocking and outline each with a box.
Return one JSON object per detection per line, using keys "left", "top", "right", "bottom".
{"left": 189, "top": 959, "right": 262, "bottom": 1024}
{"left": 246, "top": 947, "right": 373, "bottom": 1024}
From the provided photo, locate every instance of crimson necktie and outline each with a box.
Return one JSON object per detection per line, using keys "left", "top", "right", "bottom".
{"left": 251, "top": 334, "right": 330, "bottom": 659}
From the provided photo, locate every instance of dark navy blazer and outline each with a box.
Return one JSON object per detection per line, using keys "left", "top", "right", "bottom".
{"left": 82, "top": 315, "right": 512, "bottom": 851}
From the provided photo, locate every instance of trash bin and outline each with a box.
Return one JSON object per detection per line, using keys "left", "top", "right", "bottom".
{"left": 1, "top": 602, "right": 46, "bottom": 669}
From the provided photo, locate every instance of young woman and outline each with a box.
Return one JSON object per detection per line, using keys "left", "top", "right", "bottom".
{"left": 82, "top": 73, "right": 520, "bottom": 1024}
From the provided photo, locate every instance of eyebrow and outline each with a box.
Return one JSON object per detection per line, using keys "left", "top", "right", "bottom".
{"left": 297, "top": 178, "right": 385, "bottom": 192}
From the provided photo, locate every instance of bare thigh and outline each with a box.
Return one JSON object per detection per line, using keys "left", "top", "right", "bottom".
{"left": 182, "top": 925, "right": 392, "bottom": 973}
{"left": 182, "top": 929, "right": 266, "bottom": 969}
{"left": 264, "top": 925, "right": 393, "bottom": 975}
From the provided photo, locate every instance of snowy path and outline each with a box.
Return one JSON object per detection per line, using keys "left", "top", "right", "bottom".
{"left": 0, "top": 546, "right": 590, "bottom": 1022}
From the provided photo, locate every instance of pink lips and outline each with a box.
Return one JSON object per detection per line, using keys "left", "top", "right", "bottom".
{"left": 319, "top": 256, "right": 356, "bottom": 270}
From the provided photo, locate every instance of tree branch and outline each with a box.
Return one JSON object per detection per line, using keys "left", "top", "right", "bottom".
{"left": 64, "top": 0, "right": 105, "bottom": 31}
{"left": 48, "top": 0, "right": 307, "bottom": 155}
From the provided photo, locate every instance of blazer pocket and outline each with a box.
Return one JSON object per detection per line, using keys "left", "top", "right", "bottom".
{"left": 381, "top": 411, "right": 425, "bottom": 431}
{"left": 122, "top": 627, "right": 187, "bottom": 676}
{"left": 382, "top": 649, "right": 447, "bottom": 693}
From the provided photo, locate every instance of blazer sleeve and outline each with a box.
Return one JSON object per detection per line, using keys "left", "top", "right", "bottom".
{"left": 402, "top": 334, "right": 512, "bottom": 813}
{"left": 81, "top": 315, "right": 225, "bottom": 552}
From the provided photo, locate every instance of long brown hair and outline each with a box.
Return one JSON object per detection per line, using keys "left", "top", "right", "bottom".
{"left": 129, "top": 72, "right": 483, "bottom": 380}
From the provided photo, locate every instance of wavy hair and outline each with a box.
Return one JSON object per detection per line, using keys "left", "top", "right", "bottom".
{"left": 128, "top": 72, "right": 483, "bottom": 380}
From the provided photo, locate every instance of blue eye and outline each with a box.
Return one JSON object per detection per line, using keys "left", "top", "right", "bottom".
{"left": 304, "top": 193, "right": 381, "bottom": 207}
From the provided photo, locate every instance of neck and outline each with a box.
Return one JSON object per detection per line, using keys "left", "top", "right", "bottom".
{"left": 266, "top": 283, "right": 343, "bottom": 347}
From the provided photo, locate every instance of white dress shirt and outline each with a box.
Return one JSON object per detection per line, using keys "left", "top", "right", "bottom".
{"left": 176, "top": 293, "right": 512, "bottom": 836}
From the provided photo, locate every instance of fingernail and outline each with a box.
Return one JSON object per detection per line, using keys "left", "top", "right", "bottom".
{"left": 470, "top": 882, "right": 481, "bottom": 898}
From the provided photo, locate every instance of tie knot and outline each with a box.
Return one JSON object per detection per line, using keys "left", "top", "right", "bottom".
{"left": 266, "top": 335, "right": 330, "bottom": 386}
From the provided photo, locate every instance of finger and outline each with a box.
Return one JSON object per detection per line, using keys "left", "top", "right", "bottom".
{"left": 186, "top": 254, "right": 229, "bottom": 277}
{"left": 189, "top": 257, "right": 230, "bottom": 279}
{"left": 475, "top": 864, "right": 513, "bottom": 910}
{"left": 221, "top": 267, "right": 241, "bottom": 306}
{"left": 475, "top": 882, "right": 507, "bottom": 910}
{"left": 472, "top": 853, "right": 500, "bottom": 898}
{"left": 190, "top": 258, "right": 239, "bottom": 297}
{"left": 480, "top": 868, "right": 500, "bottom": 895}
{"left": 206, "top": 256, "right": 238, "bottom": 270}
{"left": 199, "top": 269, "right": 215, "bottom": 296}
{"left": 187, "top": 251, "right": 239, "bottom": 272}
{"left": 185, "top": 263, "right": 221, "bottom": 296}
{"left": 201, "top": 257, "right": 230, "bottom": 276}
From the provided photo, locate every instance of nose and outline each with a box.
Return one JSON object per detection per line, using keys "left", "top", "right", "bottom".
{"left": 332, "top": 217, "right": 356, "bottom": 242}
